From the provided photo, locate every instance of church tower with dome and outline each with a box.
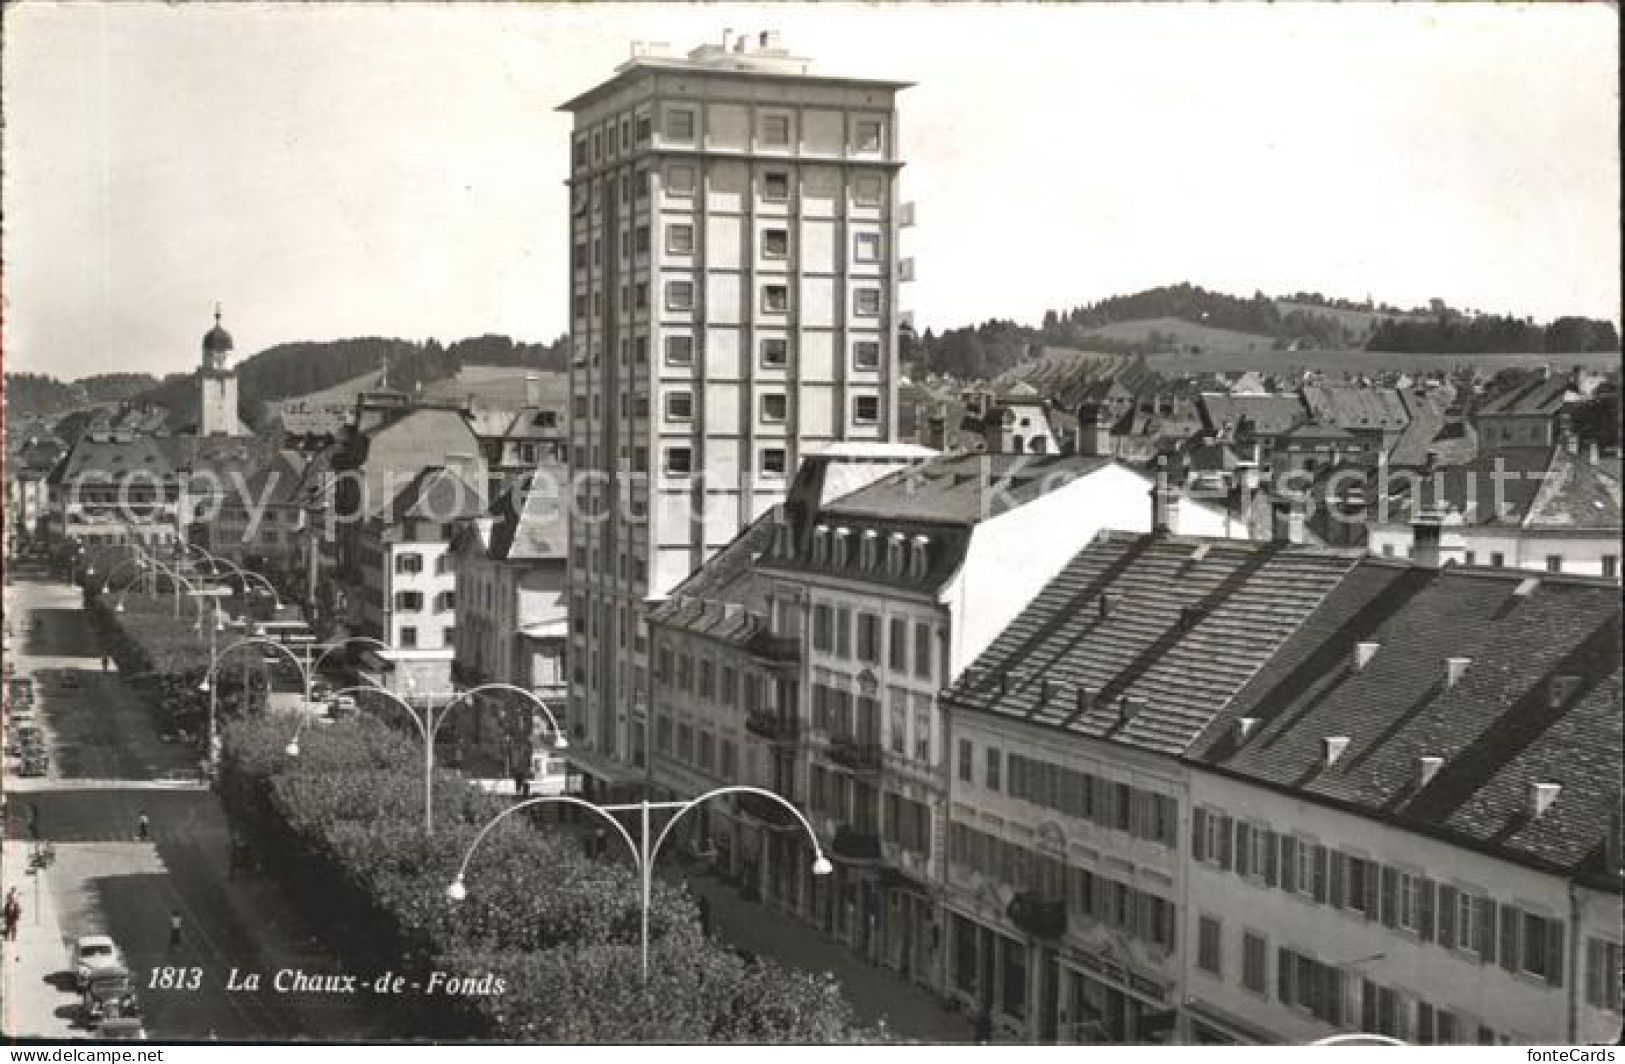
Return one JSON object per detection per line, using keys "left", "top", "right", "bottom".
{"left": 197, "top": 304, "right": 243, "bottom": 436}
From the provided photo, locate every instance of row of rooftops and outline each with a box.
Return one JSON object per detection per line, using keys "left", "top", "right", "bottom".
{"left": 943, "top": 531, "right": 1622, "bottom": 886}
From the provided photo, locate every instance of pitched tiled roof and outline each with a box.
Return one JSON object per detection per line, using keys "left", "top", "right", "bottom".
{"left": 1199, "top": 393, "right": 1307, "bottom": 436}
{"left": 820, "top": 452, "right": 1114, "bottom": 524}
{"left": 665, "top": 505, "right": 782, "bottom": 606}
{"left": 944, "top": 534, "right": 1365, "bottom": 755}
{"left": 988, "top": 348, "right": 1125, "bottom": 408}
{"left": 1301, "top": 384, "right": 1412, "bottom": 432}
{"left": 385, "top": 466, "right": 485, "bottom": 525}
{"left": 1477, "top": 373, "right": 1571, "bottom": 417}
{"left": 1189, "top": 564, "right": 1622, "bottom": 877}
{"left": 1373, "top": 445, "right": 1621, "bottom": 529}
{"left": 487, "top": 463, "right": 568, "bottom": 561}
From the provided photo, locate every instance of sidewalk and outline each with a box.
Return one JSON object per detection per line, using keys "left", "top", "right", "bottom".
{"left": 0, "top": 841, "right": 80, "bottom": 1040}
{"left": 682, "top": 872, "right": 974, "bottom": 1044}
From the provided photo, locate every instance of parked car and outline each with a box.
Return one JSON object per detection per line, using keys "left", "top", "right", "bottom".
{"left": 95, "top": 1017, "right": 147, "bottom": 1041}
{"left": 72, "top": 935, "right": 126, "bottom": 989}
{"left": 83, "top": 966, "right": 140, "bottom": 1025}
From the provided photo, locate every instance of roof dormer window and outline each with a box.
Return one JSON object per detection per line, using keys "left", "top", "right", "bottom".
{"left": 860, "top": 529, "right": 879, "bottom": 571}
{"left": 886, "top": 532, "right": 905, "bottom": 577}
{"left": 909, "top": 534, "right": 930, "bottom": 580}
{"left": 833, "top": 527, "right": 853, "bottom": 568}
{"left": 811, "top": 525, "right": 830, "bottom": 565}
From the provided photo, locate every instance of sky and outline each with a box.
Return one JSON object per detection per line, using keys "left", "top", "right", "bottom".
{"left": 2, "top": 2, "right": 1619, "bottom": 381}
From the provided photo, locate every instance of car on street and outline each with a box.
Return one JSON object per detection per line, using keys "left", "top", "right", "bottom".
{"left": 71, "top": 934, "right": 126, "bottom": 989}
{"left": 95, "top": 1017, "right": 147, "bottom": 1041}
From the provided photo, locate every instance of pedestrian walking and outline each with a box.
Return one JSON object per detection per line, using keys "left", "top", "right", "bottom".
{"left": 168, "top": 909, "right": 183, "bottom": 950}
{"left": 2, "top": 888, "right": 20, "bottom": 942}
{"left": 136, "top": 811, "right": 150, "bottom": 842}
{"left": 697, "top": 893, "right": 712, "bottom": 938}
{"left": 593, "top": 827, "right": 608, "bottom": 858}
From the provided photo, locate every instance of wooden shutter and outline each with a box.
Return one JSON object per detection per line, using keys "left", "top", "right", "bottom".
{"left": 1477, "top": 897, "right": 1497, "bottom": 964}
{"left": 1281, "top": 836, "right": 1298, "bottom": 893}
{"left": 1586, "top": 939, "right": 1603, "bottom": 1005}
{"left": 1277, "top": 948, "right": 1294, "bottom": 1003}
{"left": 1193, "top": 807, "right": 1208, "bottom": 862}
{"left": 1438, "top": 885, "right": 1458, "bottom": 949}
{"left": 1218, "top": 816, "right": 1234, "bottom": 871}
{"left": 1312, "top": 845, "right": 1329, "bottom": 904}
{"left": 1329, "top": 850, "right": 1346, "bottom": 908}
{"left": 1499, "top": 903, "right": 1520, "bottom": 972}
{"left": 1380, "top": 866, "right": 1399, "bottom": 928}
{"left": 1236, "top": 822, "right": 1253, "bottom": 876}
{"left": 1263, "top": 830, "right": 1279, "bottom": 887}
{"left": 1364, "top": 862, "right": 1380, "bottom": 921}
{"left": 1417, "top": 878, "right": 1435, "bottom": 942}
{"left": 1544, "top": 918, "right": 1564, "bottom": 988}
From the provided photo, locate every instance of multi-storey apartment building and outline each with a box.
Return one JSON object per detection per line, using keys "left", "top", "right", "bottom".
{"left": 646, "top": 448, "right": 1251, "bottom": 998}
{"left": 939, "top": 529, "right": 1366, "bottom": 1043}
{"left": 936, "top": 515, "right": 1622, "bottom": 1045}
{"left": 1184, "top": 562, "right": 1622, "bottom": 1046}
{"left": 559, "top": 32, "right": 912, "bottom": 799}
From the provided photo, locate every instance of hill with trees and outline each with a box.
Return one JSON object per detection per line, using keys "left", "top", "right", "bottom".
{"left": 906, "top": 283, "right": 1620, "bottom": 382}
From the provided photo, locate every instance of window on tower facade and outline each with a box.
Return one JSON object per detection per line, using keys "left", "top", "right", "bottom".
{"left": 760, "top": 338, "right": 788, "bottom": 368}
{"left": 666, "top": 281, "right": 694, "bottom": 312}
{"left": 853, "top": 175, "right": 883, "bottom": 206}
{"left": 665, "top": 392, "right": 694, "bottom": 422}
{"left": 762, "top": 228, "right": 789, "bottom": 259}
{"left": 853, "top": 340, "right": 881, "bottom": 371}
{"left": 664, "top": 336, "right": 694, "bottom": 366}
{"left": 760, "top": 394, "right": 788, "bottom": 423}
{"left": 667, "top": 164, "right": 696, "bottom": 196}
{"left": 854, "top": 232, "right": 882, "bottom": 263}
{"left": 761, "top": 285, "right": 790, "bottom": 314}
{"left": 665, "top": 447, "right": 693, "bottom": 475}
{"left": 761, "top": 448, "right": 787, "bottom": 476}
{"left": 666, "top": 108, "right": 695, "bottom": 141}
{"left": 855, "top": 288, "right": 883, "bottom": 317}
{"left": 761, "top": 113, "right": 791, "bottom": 146}
{"left": 854, "top": 120, "right": 883, "bottom": 153}
{"left": 666, "top": 223, "right": 695, "bottom": 255}
{"left": 763, "top": 171, "right": 791, "bottom": 202}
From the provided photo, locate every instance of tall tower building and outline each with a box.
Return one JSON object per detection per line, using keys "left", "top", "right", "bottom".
{"left": 197, "top": 305, "right": 243, "bottom": 437}
{"left": 559, "top": 32, "right": 912, "bottom": 796}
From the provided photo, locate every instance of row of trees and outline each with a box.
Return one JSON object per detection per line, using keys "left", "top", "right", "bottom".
{"left": 1366, "top": 314, "right": 1620, "bottom": 354}
{"left": 218, "top": 712, "right": 878, "bottom": 1042}
{"left": 86, "top": 588, "right": 267, "bottom": 739}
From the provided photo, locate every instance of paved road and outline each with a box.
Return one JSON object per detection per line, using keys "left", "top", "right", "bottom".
{"left": 3, "top": 574, "right": 400, "bottom": 1041}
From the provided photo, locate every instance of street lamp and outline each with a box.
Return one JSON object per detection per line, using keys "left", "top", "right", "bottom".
{"left": 445, "top": 785, "right": 832, "bottom": 984}
{"left": 199, "top": 634, "right": 317, "bottom": 768}
{"left": 284, "top": 682, "right": 568, "bottom": 835}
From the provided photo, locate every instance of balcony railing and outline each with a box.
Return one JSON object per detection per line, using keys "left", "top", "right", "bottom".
{"left": 752, "top": 633, "right": 800, "bottom": 663}
{"left": 1006, "top": 891, "right": 1068, "bottom": 939}
{"left": 826, "top": 736, "right": 884, "bottom": 773}
{"left": 832, "top": 825, "right": 883, "bottom": 862}
{"left": 744, "top": 710, "right": 800, "bottom": 745}
{"left": 735, "top": 790, "right": 800, "bottom": 830}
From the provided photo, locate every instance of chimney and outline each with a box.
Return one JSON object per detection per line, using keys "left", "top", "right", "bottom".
{"left": 1098, "top": 594, "right": 1114, "bottom": 620}
{"left": 1528, "top": 781, "right": 1562, "bottom": 819}
{"left": 1548, "top": 674, "right": 1580, "bottom": 708}
{"left": 1151, "top": 481, "right": 1181, "bottom": 535}
{"left": 1236, "top": 716, "right": 1261, "bottom": 742}
{"left": 721, "top": 27, "right": 735, "bottom": 50}
{"left": 1080, "top": 408, "right": 1113, "bottom": 456}
{"left": 1334, "top": 487, "right": 1368, "bottom": 547}
{"left": 525, "top": 373, "right": 541, "bottom": 407}
{"left": 1410, "top": 511, "right": 1444, "bottom": 568}
{"left": 1271, "top": 494, "right": 1306, "bottom": 545}
{"left": 925, "top": 405, "right": 947, "bottom": 451}
{"left": 1119, "top": 696, "right": 1147, "bottom": 725}
{"left": 1322, "top": 736, "right": 1350, "bottom": 767}
{"left": 1444, "top": 656, "right": 1471, "bottom": 689}
{"left": 1040, "top": 679, "right": 1056, "bottom": 707}
{"left": 1076, "top": 686, "right": 1096, "bottom": 717}
{"left": 1417, "top": 755, "right": 1444, "bottom": 787}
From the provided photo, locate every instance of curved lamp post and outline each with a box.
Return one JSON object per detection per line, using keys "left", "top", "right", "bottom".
{"left": 285, "top": 682, "right": 568, "bottom": 835}
{"left": 446, "top": 785, "right": 833, "bottom": 985}
{"left": 174, "top": 541, "right": 282, "bottom": 609}
{"left": 199, "top": 634, "right": 319, "bottom": 768}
